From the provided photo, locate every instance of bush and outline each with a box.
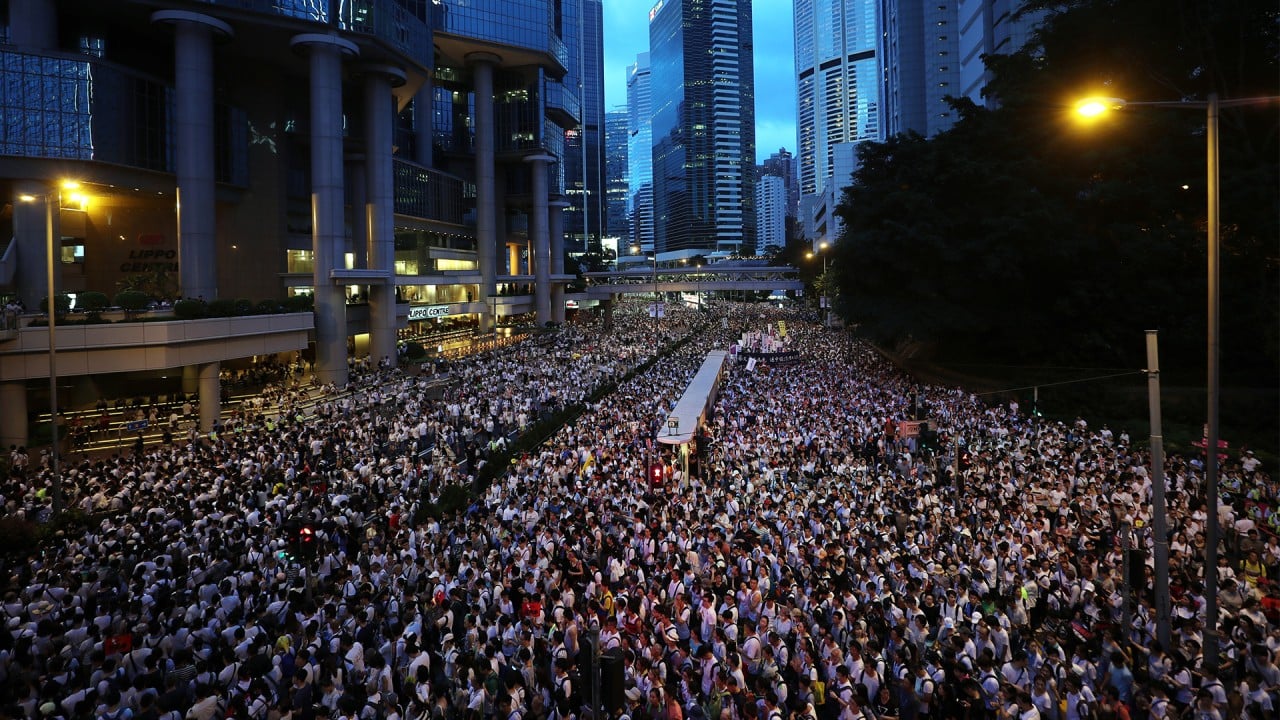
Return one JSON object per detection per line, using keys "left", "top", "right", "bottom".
{"left": 255, "top": 299, "right": 282, "bottom": 315}
{"left": 39, "top": 294, "right": 71, "bottom": 315}
{"left": 282, "top": 295, "right": 314, "bottom": 313}
{"left": 114, "top": 290, "right": 150, "bottom": 317}
{"left": 233, "top": 298, "right": 254, "bottom": 315}
{"left": 206, "top": 298, "right": 237, "bottom": 317}
{"left": 77, "top": 291, "right": 109, "bottom": 317}
{"left": 173, "top": 299, "right": 206, "bottom": 319}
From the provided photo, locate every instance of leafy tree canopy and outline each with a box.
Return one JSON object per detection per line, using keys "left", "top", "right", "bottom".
{"left": 834, "top": 0, "right": 1278, "bottom": 382}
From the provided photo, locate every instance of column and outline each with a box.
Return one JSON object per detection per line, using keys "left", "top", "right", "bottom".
{"left": 349, "top": 156, "right": 368, "bottom": 269}
{"left": 181, "top": 364, "right": 199, "bottom": 396}
{"left": 292, "top": 33, "right": 359, "bottom": 387}
{"left": 362, "top": 64, "right": 406, "bottom": 368}
{"left": 7, "top": 0, "right": 57, "bottom": 51}
{"left": 12, "top": 181, "right": 56, "bottom": 311}
{"left": 603, "top": 297, "right": 614, "bottom": 332}
{"left": 507, "top": 243, "right": 521, "bottom": 276}
{"left": 549, "top": 198, "right": 570, "bottom": 324}
{"left": 198, "top": 362, "right": 220, "bottom": 432}
{"left": 413, "top": 79, "right": 434, "bottom": 167}
{"left": 0, "top": 382, "right": 28, "bottom": 450}
{"left": 468, "top": 53, "right": 501, "bottom": 331}
{"left": 152, "top": 11, "right": 233, "bottom": 302}
{"left": 524, "top": 155, "right": 554, "bottom": 326}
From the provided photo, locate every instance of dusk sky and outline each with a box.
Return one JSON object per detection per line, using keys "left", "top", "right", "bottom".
{"left": 600, "top": 0, "right": 798, "bottom": 164}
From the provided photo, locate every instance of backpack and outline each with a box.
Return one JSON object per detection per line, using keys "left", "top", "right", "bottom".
{"left": 977, "top": 673, "right": 1000, "bottom": 712}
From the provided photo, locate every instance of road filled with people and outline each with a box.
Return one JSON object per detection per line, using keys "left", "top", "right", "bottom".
{"left": 0, "top": 301, "right": 1277, "bottom": 720}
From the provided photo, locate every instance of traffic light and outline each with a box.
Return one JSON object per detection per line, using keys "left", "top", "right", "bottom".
{"left": 649, "top": 463, "right": 664, "bottom": 488}
{"left": 297, "top": 525, "right": 316, "bottom": 558}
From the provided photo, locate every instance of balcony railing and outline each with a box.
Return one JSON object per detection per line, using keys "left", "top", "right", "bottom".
{"left": 393, "top": 160, "right": 464, "bottom": 225}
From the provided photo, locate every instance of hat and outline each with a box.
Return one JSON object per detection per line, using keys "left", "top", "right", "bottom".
{"left": 40, "top": 702, "right": 57, "bottom": 716}
{"left": 943, "top": 617, "right": 955, "bottom": 629}
{"left": 971, "top": 612, "right": 982, "bottom": 623}
{"left": 625, "top": 688, "right": 643, "bottom": 704}
{"left": 442, "top": 633, "right": 455, "bottom": 644}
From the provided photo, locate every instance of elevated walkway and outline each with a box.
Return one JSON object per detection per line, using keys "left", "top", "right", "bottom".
{"left": 584, "top": 265, "right": 803, "bottom": 297}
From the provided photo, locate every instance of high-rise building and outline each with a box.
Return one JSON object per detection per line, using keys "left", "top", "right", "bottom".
{"left": 794, "top": 0, "right": 879, "bottom": 242}
{"left": 0, "top": 0, "right": 584, "bottom": 448}
{"left": 755, "top": 175, "right": 787, "bottom": 254}
{"left": 563, "top": 0, "right": 606, "bottom": 256}
{"left": 957, "top": 0, "right": 1046, "bottom": 104}
{"left": 878, "top": 1, "right": 961, "bottom": 138}
{"left": 604, "top": 109, "right": 631, "bottom": 245}
{"left": 626, "top": 53, "right": 654, "bottom": 255}
{"left": 761, "top": 148, "right": 800, "bottom": 225}
{"left": 649, "top": 0, "right": 756, "bottom": 257}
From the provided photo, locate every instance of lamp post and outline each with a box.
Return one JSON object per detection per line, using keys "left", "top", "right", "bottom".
{"left": 806, "top": 240, "right": 830, "bottom": 327}
{"left": 1076, "top": 92, "right": 1279, "bottom": 672}
{"left": 18, "top": 180, "right": 77, "bottom": 517}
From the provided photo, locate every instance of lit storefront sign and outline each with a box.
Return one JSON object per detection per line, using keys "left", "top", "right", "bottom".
{"left": 407, "top": 304, "right": 452, "bottom": 321}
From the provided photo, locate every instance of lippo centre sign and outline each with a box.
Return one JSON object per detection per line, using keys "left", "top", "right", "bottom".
{"left": 407, "top": 304, "right": 452, "bottom": 321}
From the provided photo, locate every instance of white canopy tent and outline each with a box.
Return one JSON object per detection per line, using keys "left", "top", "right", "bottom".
{"left": 657, "top": 350, "right": 730, "bottom": 446}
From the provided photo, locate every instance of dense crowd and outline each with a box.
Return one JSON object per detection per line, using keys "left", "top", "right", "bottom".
{"left": 0, "top": 302, "right": 1276, "bottom": 720}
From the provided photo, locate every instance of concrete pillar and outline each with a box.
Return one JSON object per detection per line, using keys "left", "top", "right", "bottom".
{"left": 413, "top": 79, "right": 434, "bottom": 167}
{"left": 524, "top": 154, "right": 554, "bottom": 326}
{"left": 362, "top": 64, "right": 406, "bottom": 369}
{"left": 292, "top": 33, "right": 359, "bottom": 387}
{"left": 506, "top": 243, "right": 520, "bottom": 276}
{"left": 152, "top": 11, "right": 233, "bottom": 302}
{"left": 0, "top": 382, "right": 28, "bottom": 450}
{"left": 468, "top": 53, "right": 501, "bottom": 332}
{"left": 603, "top": 297, "right": 614, "bottom": 332}
{"left": 12, "top": 181, "right": 56, "bottom": 311}
{"left": 198, "top": 362, "right": 220, "bottom": 432}
{"left": 181, "top": 364, "right": 199, "bottom": 395}
{"left": 349, "top": 156, "right": 368, "bottom": 269}
{"left": 549, "top": 198, "right": 570, "bottom": 324}
{"left": 8, "top": 0, "right": 57, "bottom": 51}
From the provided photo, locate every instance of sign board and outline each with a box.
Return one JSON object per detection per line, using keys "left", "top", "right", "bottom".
{"left": 125, "top": 420, "right": 149, "bottom": 432}
{"left": 777, "top": 321, "right": 787, "bottom": 338}
{"left": 898, "top": 420, "right": 922, "bottom": 438}
{"left": 407, "top": 304, "right": 452, "bottom": 321}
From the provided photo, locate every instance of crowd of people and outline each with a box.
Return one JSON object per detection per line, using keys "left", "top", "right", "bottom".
{"left": 0, "top": 300, "right": 1276, "bottom": 720}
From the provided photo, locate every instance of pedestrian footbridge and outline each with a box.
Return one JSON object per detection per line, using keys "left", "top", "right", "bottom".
{"left": 583, "top": 265, "right": 803, "bottom": 298}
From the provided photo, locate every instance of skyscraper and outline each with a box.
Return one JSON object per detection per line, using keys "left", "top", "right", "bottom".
{"left": 957, "top": 1, "right": 1046, "bottom": 104}
{"left": 755, "top": 175, "right": 787, "bottom": 254}
{"left": 761, "top": 148, "right": 800, "bottom": 226}
{"left": 649, "top": 0, "right": 756, "bottom": 257}
{"left": 626, "top": 53, "right": 654, "bottom": 255}
{"left": 794, "top": 0, "right": 879, "bottom": 243}
{"left": 564, "top": 0, "right": 606, "bottom": 256}
{"left": 878, "top": 1, "right": 961, "bottom": 138}
{"left": 604, "top": 109, "right": 630, "bottom": 245}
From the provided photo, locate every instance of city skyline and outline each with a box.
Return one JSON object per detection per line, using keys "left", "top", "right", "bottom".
{"left": 602, "top": 0, "right": 796, "bottom": 164}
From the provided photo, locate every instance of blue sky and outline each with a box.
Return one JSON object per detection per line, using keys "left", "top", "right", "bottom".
{"left": 600, "top": 0, "right": 797, "bottom": 164}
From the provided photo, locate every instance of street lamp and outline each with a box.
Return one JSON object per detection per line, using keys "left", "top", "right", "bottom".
{"left": 1075, "top": 92, "right": 1279, "bottom": 672}
{"left": 806, "top": 240, "right": 830, "bottom": 327}
{"left": 17, "top": 179, "right": 78, "bottom": 516}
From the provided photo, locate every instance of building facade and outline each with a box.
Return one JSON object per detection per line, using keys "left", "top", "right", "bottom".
{"left": 957, "top": 0, "right": 1046, "bottom": 104}
{"left": 626, "top": 52, "right": 654, "bottom": 256}
{"left": 755, "top": 175, "right": 787, "bottom": 255}
{"left": 563, "top": 0, "right": 606, "bottom": 257}
{"left": 794, "top": 0, "right": 879, "bottom": 242}
{"left": 604, "top": 109, "right": 631, "bottom": 249}
{"left": 878, "top": 0, "right": 961, "bottom": 138}
{"left": 649, "top": 0, "right": 756, "bottom": 258}
{"left": 0, "top": 0, "right": 590, "bottom": 448}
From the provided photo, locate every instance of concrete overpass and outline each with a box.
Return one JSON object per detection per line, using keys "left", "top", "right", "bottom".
{"left": 583, "top": 265, "right": 804, "bottom": 297}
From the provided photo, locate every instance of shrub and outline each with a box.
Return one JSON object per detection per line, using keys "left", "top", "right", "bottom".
{"left": 206, "top": 298, "right": 237, "bottom": 317}
{"left": 113, "top": 291, "right": 150, "bottom": 318}
{"left": 173, "top": 299, "right": 206, "bottom": 319}
{"left": 282, "top": 295, "right": 314, "bottom": 313}
{"left": 233, "top": 298, "right": 254, "bottom": 315}
{"left": 77, "top": 291, "right": 109, "bottom": 317}
{"left": 255, "top": 299, "right": 282, "bottom": 315}
{"left": 39, "top": 293, "right": 72, "bottom": 315}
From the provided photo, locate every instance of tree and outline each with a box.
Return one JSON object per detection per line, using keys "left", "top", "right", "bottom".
{"left": 834, "top": 0, "right": 1278, "bottom": 378}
